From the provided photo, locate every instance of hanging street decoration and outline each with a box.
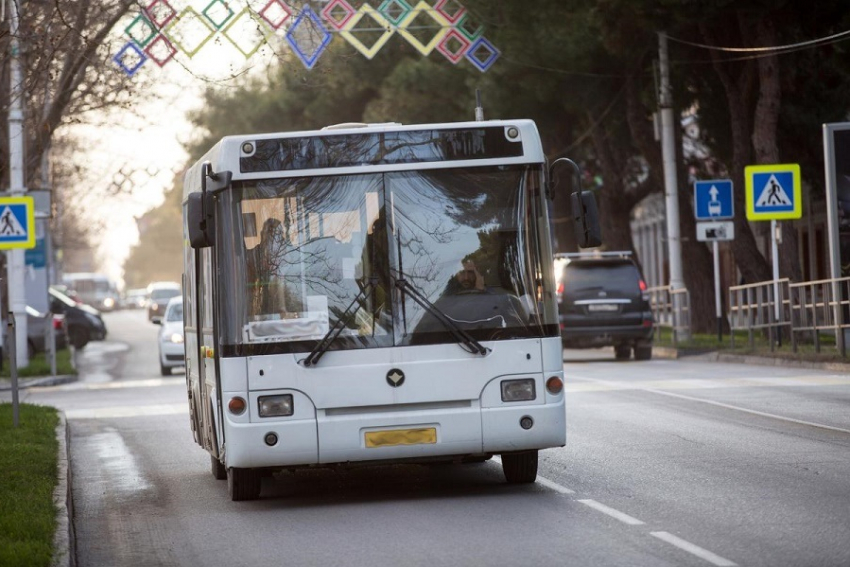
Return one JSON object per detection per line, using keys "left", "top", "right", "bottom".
{"left": 113, "top": 0, "right": 500, "bottom": 76}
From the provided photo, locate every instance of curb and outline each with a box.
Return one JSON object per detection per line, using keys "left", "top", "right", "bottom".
{"left": 653, "top": 347, "right": 850, "bottom": 372}
{"left": 0, "top": 374, "right": 77, "bottom": 391}
{"left": 51, "top": 411, "right": 73, "bottom": 567}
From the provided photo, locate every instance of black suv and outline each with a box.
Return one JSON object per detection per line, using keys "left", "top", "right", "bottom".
{"left": 556, "top": 253, "right": 654, "bottom": 360}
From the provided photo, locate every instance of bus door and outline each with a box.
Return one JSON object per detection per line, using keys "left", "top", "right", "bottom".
{"left": 195, "top": 246, "right": 222, "bottom": 457}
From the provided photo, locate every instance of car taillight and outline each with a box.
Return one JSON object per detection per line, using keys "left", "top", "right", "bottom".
{"left": 52, "top": 317, "right": 64, "bottom": 330}
{"left": 557, "top": 282, "right": 564, "bottom": 295}
{"left": 639, "top": 279, "right": 647, "bottom": 291}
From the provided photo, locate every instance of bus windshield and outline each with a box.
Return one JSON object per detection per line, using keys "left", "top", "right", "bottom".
{"left": 217, "top": 165, "right": 557, "bottom": 356}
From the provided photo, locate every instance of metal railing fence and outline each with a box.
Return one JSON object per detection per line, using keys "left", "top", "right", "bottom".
{"left": 728, "top": 279, "right": 793, "bottom": 352}
{"left": 646, "top": 285, "right": 691, "bottom": 346}
{"left": 788, "top": 276, "right": 850, "bottom": 357}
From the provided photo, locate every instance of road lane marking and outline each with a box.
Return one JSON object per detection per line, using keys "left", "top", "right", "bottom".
{"left": 492, "top": 457, "right": 576, "bottom": 494}
{"left": 65, "top": 403, "right": 188, "bottom": 419}
{"left": 577, "top": 499, "right": 645, "bottom": 525}
{"left": 651, "top": 531, "right": 737, "bottom": 566}
{"left": 536, "top": 476, "right": 576, "bottom": 494}
{"left": 569, "top": 375, "right": 850, "bottom": 435}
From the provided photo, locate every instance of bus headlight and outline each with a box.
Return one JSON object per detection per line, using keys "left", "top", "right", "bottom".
{"left": 501, "top": 379, "right": 536, "bottom": 402}
{"left": 258, "top": 394, "right": 294, "bottom": 417}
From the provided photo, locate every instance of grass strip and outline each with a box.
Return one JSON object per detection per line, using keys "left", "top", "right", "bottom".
{"left": 1, "top": 348, "right": 76, "bottom": 379}
{"left": 0, "top": 403, "right": 59, "bottom": 567}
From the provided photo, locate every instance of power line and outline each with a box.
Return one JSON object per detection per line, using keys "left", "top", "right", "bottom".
{"left": 667, "top": 28, "right": 850, "bottom": 53}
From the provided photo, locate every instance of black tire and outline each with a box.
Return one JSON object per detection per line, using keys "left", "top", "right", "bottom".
{"left": 69, "top": 326, "right": 89, "bottom": 349}
{"left": 634, "top": 345, "right": 653, "bottom": 361}
{"left": 228, "top": 467, "right": 261, "bottom": 501}
{"left": 160, "top": 362, "right": 171, "bottom": 376}
{"left": 211, "top": 454, "right": 227, "bottom": 480}
{"left": 501, "top": 451, "right": 538, "bottom": 483}
{"left": 614, "top": 345, "right": 631, "bottom": 360}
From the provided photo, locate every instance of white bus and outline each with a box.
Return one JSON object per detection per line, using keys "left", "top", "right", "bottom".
{"left": 62, "top": 272, "right": 119, "bottom": 312}
{"left": 182, "top": 120, "right": 601, "bottom": 500}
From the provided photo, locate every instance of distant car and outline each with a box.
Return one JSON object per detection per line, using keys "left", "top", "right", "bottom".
{"left": 147, "top": 282, "right": 181, "bottom": 322}
{"left": 155, "top": 296, "right": 184, "bottom": 375}
{"left": 48, "top": 286, "right": 107, "bottom": 349}
{"left": 122, "top": 288, "right": 148, "bottom": 309}
{"left": 556, "top": 252, "right": 654, "bottom": 360}
{"left": 25, "top": 306, "right": 68, "bottom": 358}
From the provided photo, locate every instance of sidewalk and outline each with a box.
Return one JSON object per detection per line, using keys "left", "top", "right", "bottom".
{"left": 653, "top": 345, "right": 850, "bottom": 372}
{"left": 0, "top": 374, "right": 77, "bottom": 391}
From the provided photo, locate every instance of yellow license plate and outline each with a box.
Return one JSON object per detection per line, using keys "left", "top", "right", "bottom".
{"left": 365, "top": 427, "right": 437, "bottom": 448}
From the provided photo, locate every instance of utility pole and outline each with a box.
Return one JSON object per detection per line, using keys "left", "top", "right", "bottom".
{"left": 7, "top": 0, "right": 29, "bottom": 366}
{"left": 657, "top": 31, "right": 688, "bottom": 340}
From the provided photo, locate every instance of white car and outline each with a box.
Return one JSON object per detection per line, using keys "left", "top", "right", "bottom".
{"left": 156, "top": 296, "right": 184, "bottom": 375}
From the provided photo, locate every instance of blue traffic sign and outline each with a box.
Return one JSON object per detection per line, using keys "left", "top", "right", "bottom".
{"left": 694, "top": 179, "right": 734, "bottom": 220}
{"left": 0, "top": 196, "right": 36, "bottom": 250}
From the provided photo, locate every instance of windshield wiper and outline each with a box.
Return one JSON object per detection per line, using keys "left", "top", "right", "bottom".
{"left": 303, "top": 277, "right": 378, "bottom": 367}
{"left": 394, "top": 274, "right": 488, "bottom": 356}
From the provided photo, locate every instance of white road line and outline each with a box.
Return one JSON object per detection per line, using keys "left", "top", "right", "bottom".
{"left": 65, "top": 403, "right": 188, "bottom": 419}
{"left": 577, "top": 499, "right": 645, "bottom": 525}
{"left": 570, "top": 375, "right": 850, "bottom": 435}
{"left": 492, "top": 457, "right": 576, "bottom": 494}
{"left": 536, "top": 476, "right": 576, "bottom": 494}
{"left": 651, "top": 531, "right": 737, "bottom": 566}
{"left": 641, "top": 387, "right": 850, "bottom": 435}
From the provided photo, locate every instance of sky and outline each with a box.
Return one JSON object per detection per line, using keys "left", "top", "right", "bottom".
{"left": 69, "top": 0, "right": 287, "bottom": 287}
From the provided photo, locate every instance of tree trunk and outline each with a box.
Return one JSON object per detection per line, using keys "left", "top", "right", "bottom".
{"left": 700, "top": 20, "right": 772, "bottom": 285}
{"left": 751, "top": 18, "right": 803, "bottom": 282}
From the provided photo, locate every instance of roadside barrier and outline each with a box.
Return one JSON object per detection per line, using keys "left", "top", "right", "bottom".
{"left": 728, "top": 279, "right": 792, "bottom": 351}
{"left": 789, "top": 276, "right": 850, "bottom": 357}
{"left": 647, "top": 285, "right": 691, "bottom": 345}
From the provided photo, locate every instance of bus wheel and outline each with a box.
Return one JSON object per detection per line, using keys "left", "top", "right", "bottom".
{"left": 501, "top": 451, "right": 538, "bottom": 483}
{"left": 211, "top": 454, "right": 227, "bottom": 480}
{"left": 228, "top": 467, "right": 261, "bottom": 501}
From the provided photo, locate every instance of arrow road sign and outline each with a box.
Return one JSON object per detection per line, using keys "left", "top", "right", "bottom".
{"left": 697, "top": 221, "right": 735, "bottom": 242}
{"left": 745, "top": 163, "right": 802, "bottom": 220}
{"left": 694, "top": 179, "right": 734, "bottom": 220}
{"left": 0, "top": 196, "right": 36, "bottom": 250}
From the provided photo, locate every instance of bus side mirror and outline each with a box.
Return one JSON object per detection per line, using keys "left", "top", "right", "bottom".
{"left": 571, "top": 191, "right": 602, "bottom": 249}
{"left": 187, "top": 192, "right": 214, "bottom": 248}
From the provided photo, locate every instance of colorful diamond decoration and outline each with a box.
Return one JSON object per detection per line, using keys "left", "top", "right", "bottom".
{"left": 341, "top": 5, "right": 395, "bottom": 60}
{"left": 143, "top": 0, "right": 176, "bottom": 29}
{"left": 321, "top": 0, "right": 356, "bottom": 31}
{"left": 221, "top": 8, "right": 274, "bottom": 58}
{"left": 202, "top": 0, "right": 234, "bottom": 30}
{"left": 144, "top": 34, "right": 177, "bottom": 67}
{"left": 378, "top": 0, "right": 412, "bottom": 27}
{"left": 113, "top": 42, "right": 147, "bottom": 76}
{"left": 162, "top": 7, "right": 216, "bottom": 58}
{"left": 397, "top": 1, "right": 451, "bottom": 56}
{"left": 286, "top": 6, "right": 332, "bottom": 69}
{"left": 465, "top": 36, "right": 499, "bottom": 72}
{"left": 125, "top": 14, "right": 158, "bottom": 47}
{"left": 259, "top": 0, "right": 293, "bottom": 30}
{"left": 433, "top": 0, "right": 466, "bottom": 24}
{"left": 436, "top": 28, "right": 470, "bottom": 64}
{"left": 455, "top": 11, "right": 483, "bottom": 41}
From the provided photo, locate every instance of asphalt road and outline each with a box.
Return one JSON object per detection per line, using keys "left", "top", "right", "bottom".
{"left": 10, "top": 310, "right": 850, "bottom": 566}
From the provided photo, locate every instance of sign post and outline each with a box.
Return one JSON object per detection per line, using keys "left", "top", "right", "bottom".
{"left": 694, "top": 179, "right": 734, "bottom": 341}
{"left": 745, "top": 164, "right": 802, "bottom": 340}
{"left": 0, "top": 196, "right": 36, "bottom": 369}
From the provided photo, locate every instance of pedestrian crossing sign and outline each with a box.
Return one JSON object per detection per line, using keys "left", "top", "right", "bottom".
{"left": 0, "top": 196, "right": 36, "bottom": 250}
{"left": 745, "top": 163, "right": 801, "bottom": 220}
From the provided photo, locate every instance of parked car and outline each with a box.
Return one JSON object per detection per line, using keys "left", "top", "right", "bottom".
{"left": 155, "top": 296, "right": 184, "bottom": 375}
{"left": 147, "top": 282, "right": 181, "bottom": 322}
{"left": 48, "top": 286, "right": 108, "bottom": 349}
{"left": 26, "top": 306, "right": 68, "bottom": 358}
{"left": 556, "top": 252, "right": 654, "bottom": 360}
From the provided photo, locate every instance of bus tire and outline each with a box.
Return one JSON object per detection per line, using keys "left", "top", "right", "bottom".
{"left": 501, "top": 451, "right": 538, "bottom": 484}
{"left": 211, "top": 454, "right": 227, "bottom": 480}
{"left": 228, "top": 467, "right": 261, "bottom": 501}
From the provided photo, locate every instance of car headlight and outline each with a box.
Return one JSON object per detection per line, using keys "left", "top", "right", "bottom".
{"left": 169, "top": 333, "right": 183, "bottom": 344}
{"left": 103, "top": 297, "right": 115, "bottom": 308}
{"left": 501, "top": 378, "right": 536, "bottom": 402}
{"left": 258, "top": 394, "right": 294, "bottom": 417}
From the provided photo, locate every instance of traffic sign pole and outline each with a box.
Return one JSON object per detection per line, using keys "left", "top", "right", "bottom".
{"left": 713, "top": 240, "right": 722, "bottom": 342}
{"left": 772, "top": 220, "right": 781, "bottom": 346}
